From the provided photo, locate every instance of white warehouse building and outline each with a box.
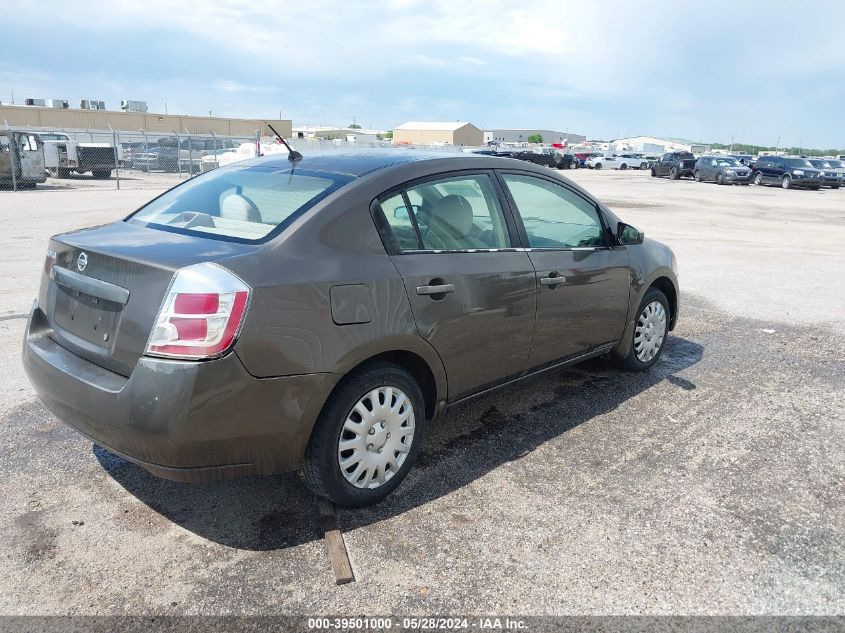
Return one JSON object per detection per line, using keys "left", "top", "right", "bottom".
{"left": 483, "top": 129, "right": 587, "bottom": 145}
{"left": 611, "top": 136, "right": 711, "bottom": 155}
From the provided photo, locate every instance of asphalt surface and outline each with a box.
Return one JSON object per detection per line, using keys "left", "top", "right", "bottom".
{"left": 1, "top": 168, "right": 843, "bottom": 616}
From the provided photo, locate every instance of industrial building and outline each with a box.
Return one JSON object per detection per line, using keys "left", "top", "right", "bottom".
{"left": 0, "top": 104, "right": 291, "bottom": 138}
{"left": 392, "top": 121, "right": 483, "bottom": 147}
{"left": 292, "top": 125, "right": 385, "bottom": 144}
{"left": 611, "top": 135, "right": 711, "bottom": 155}
{"left": 483, "top": 128, "right": 586, "bottom": 145}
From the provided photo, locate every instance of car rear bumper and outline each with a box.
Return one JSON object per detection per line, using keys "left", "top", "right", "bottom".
{"left": 22, "top": 306, "right": 339, "bottom": 482}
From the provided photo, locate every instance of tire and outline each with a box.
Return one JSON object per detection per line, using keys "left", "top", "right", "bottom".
{"left": 669, "top": 167, "right": 679, "bottom": 180}
{"left": 91, "top": 170, "right": 112, "bottom": 179}
{"left": 753, "top": 172, "right": 763, "bottom": 186}
{"left": 614, "top": 288, "right": 670, "bottom": 372}
{"left": 640, "top": 162, "right": 649, "bottom": 170}
{"left": 717, "top": 173, "right": 724, "bottom": 185}
{"left": 781, "top": 175, "right": 792, "bottom": 189}
{"left": 594, "top": 163, "right": 602, "bottom": 170}
{"left": 832, "top": 184, "right": 840, "bottom": 190}
{"left": 300, "top": 361, "right": 425, "bottom": 507}
{"left": 651, "top": 168, "right": 657, "bottom": 177}
{"left": 620, "top": 163, "right": 628, "bottom": 170}
{"left": 694, "top": 170, "right": 702, "bottom": 182}
{"left": 569, "top": 161, "right": 578, "bottom": 170}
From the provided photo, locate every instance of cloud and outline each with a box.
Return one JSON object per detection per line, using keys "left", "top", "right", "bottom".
{"left": 2, "top": 1, "right": 845, "bottom": 146}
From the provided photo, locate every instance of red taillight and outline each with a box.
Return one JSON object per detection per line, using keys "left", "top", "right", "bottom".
{"left": 145, "top": 263, "right": 250, "bottom": 360}
{"left": 174, "top": 293, "right": 219, "bottom": 314}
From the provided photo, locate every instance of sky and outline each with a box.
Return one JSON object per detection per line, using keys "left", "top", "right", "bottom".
{"left": 1, "top": 0, "right": 843, "bottom": 148}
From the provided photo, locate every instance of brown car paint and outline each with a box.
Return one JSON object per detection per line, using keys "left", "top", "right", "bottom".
{"left": 23, "top": 150, "right": 678, "bottom": 482}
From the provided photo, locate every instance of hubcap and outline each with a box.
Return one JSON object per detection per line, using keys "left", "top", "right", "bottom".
{"left": 633, "top": 301, "right": 667, "bottom": 363}
{"left": 337, "top": 386, "right": 415, "bottom": 489}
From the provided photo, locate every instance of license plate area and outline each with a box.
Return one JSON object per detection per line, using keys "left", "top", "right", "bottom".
{"left": 53, "top": 284, "right": 123, "bottom": 349}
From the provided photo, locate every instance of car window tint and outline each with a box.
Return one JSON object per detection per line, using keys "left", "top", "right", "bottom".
{"left": 129, "top": 165, "right": 350, "bottom": 242}
{"left": 380, "top": 193, "right": 419, "bottom": 251}
{"left": 502, "top": 174, "right": 603, "bottom": 249}
{"left": 404, "top": 175, "right": 509, "bottom": 251}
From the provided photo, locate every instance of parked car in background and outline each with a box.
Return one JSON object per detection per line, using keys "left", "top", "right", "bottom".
{"left": 179, "top": 138, "right": 241, "bottom": 173}
{"left": 651, "top": 152, "right": 697, "bottom": 179}
{"left": 693, "top": 156, "right": 752, "bottom": 185}
{"left": 807, "top": 159, "right": 842, "bottom": 189}
{"left": 587, "top": 155, "right": 642, "bottom": 170}
{"left": 729, "top": 154, "right": 755, "bottom": 169}
{"left": 618, "top": 154, "right": 651, "bottom": 170}
{"left": 22, "top": 150, "right": 679, "bottom": 506}
{"left": 574, "top": 151, "right": 602, "bottom": 167}
{"left": 1, "top": 130, "right": 47, "bottom": 189}
{"left": 510, "top": 147, "right": 573, "bottom": 169}
{"left": 132, "top": 144, "right": 179, "bottom": 172}
{"left": 752, "top": 156, "right": 822, "bottom": 189}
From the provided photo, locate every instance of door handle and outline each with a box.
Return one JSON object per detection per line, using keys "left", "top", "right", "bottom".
{"left": 416, "top": 283, "right": 455, "bottom": 295}
{"left": 539, "top": 274, "right": 566, "bottom": 287}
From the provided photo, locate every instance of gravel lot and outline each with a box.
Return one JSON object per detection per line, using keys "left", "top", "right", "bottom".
{"left": 1, "top": 168, "right": 843, "bottom": 617}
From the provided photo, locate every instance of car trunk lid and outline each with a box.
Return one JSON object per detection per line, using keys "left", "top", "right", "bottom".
{"left": 40, "top": 221, "right": 254, "bottom": 376}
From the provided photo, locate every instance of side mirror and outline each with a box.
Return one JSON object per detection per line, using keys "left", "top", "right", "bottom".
{"left": 617, "top": 222, "right": 644, "bottom": 245}
{"left": 394, "top": 206, "right": 410, "bottom": 220}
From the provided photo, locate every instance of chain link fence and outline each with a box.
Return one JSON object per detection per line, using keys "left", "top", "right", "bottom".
{"left": 1, "top": 124, "right": 259, "bottom": 191}
{"left": 2, "top": 124, "right": 539, "bottom": 193}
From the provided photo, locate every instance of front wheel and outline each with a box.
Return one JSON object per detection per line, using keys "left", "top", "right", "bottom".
{"left": 753, "top": 172, "right": 763, "bottom": 186}
{"left": 300, "top": 361, "right": 425, "bottom": 507}
{"left": 669, "top": 167, "right": 679, "bottom": 180}
{"left": 651, "top": 168, "right": 657, "bottom": 177}
{"left": 781, "top": 175, "right": 792, "bottom": 189}
{"left": 640, "top": 162, "right": 649, "bottom": 170}
{"left": 694, "top": 170, "right": 702, "bottom": 182}
{"left": 615, "top": 288, "right": 670, "bottom": 371}
{"left": 717, "top": 173, "right": 724, "bottom": 185}
{"left": 620, "top": 163, "right": 628, "bottom": 170}
{"left": 569, "top": 161, "right": 578, "bottom": 169}
{"left": 91, "top": 170, "right": 112, "bottom": 179}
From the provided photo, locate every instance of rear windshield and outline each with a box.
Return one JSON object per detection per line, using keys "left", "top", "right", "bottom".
{"left": 128, "top": 164, "right": 352, "bottom": 243}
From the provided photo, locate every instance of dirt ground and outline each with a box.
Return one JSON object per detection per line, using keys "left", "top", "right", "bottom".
{"left": 0, "top": 167, "right": 842, "bottom": 617}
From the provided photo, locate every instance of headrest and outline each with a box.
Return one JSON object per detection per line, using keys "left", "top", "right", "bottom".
{"left": 220, "top": 192, "right": 261, "bottom": 222}
{"left": 429, "top": 195, "right": 473, "bottom": 237}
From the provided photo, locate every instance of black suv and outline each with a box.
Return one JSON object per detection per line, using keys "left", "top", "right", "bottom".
{"left": 752, "top": 156, "right": 822, "bottom": 190}
{"left": 651, "top": 152, "right": 697, "bottom": 179}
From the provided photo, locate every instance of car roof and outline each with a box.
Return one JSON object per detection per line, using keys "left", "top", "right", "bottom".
{"left": 238, "top": 148, "right": 506, "bottom": 178}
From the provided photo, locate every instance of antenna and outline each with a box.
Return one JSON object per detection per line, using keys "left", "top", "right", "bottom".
{"left": 266, "top": 122, "right": 302, "bottom": 161}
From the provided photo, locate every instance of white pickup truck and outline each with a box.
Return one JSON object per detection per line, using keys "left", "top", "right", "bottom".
{"left": 41, "top": 133, "right": 117, "bottom": 179}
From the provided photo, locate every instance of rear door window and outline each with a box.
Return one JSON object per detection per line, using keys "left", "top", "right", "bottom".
{"left": 377, "top": 174, "right": 512, "bottom": 252}
{"left": 128, "top": 164, "right": 352, "bottom": 243}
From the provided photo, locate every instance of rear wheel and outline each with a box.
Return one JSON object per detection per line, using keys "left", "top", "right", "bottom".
{"left": 781, "top": 175, "right": 792, "bottom": 189}
{"left": 669, "top": 167, "right": 679, "bottom": 180}
{"left": 569, "top": 160, "right": 578, "bottom": 169}
{"left": 91, "top": 170, "right": 112, "bottom": 179}
{"left": 620, "top": 163, "right": 628, "bottom": 170}
{"left": 651, "top": 167, "right": 657, "bottom": 177}
{"left": 594, "top": 163, "right": 602, "bottom": 170}
{"left": 615, "top": 288, "right": 670, "bottom": 371}
{"left": 832, "top": 184, "right": 840, "bottom": 190}
{"left": 300, "top": 361, "right": 425, "bottom": 507}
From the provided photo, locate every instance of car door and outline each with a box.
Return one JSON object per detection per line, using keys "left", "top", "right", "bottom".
{"left": 498, "top": 171, "right": 631, "bottom": 369}
{"left": 656, "top": 154, "right": 671, "bottom": 176}
{"left": 706, "top": 158, "right": 718, "bottom": 181}
{"left": 374, "top": 171, "right": 537, "bottom": 400}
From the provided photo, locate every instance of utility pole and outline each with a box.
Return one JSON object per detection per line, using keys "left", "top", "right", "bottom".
{"left": 729, "top": 136, "right": 734, "bottom": 153}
